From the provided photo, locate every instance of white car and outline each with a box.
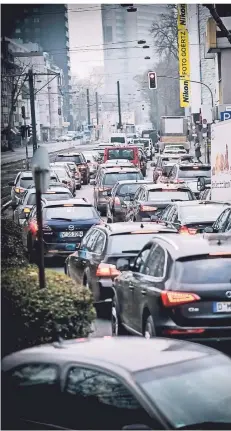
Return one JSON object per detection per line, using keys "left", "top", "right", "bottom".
{"left": 56, "top": 135, "right": 73, "bottom": 142}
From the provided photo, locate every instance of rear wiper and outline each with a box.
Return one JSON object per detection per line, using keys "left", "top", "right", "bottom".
{"left": 50, "top": 217, "right": 73, "bottom": 221}
{"left": 178, "top": 422, "right": 231, "bottom": 430}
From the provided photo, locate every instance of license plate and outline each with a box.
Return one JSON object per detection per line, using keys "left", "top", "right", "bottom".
{"left": 60, "top": 231, "right": 83, "bottom": 238}
{"left": 213, "top": 302, "right": 231, "bottom": 313}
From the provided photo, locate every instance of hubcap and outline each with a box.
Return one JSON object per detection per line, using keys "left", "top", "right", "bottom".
{"left": 111, "top": 305, "right": 118, "bottom": 336}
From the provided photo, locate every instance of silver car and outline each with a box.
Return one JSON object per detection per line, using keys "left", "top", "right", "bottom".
{"left": 9, "top": 171, "right": 35, "bottom": 210}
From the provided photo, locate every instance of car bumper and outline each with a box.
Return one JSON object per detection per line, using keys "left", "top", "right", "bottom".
{"left": 113, "top": 208, "right": 127, "bottom": 221}
{"left": 158, "top": 321, "right": 231, "bottom": 343}
{"left": 42, "top": 242, "right": 81, "bottom": 257}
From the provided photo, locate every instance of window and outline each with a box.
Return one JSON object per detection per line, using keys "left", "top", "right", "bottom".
{"left": 93, "top": 231, "right": 106, "bottom": 254}
{"left": 135, "top": 246, "right": 152, "bottom": 273}
{"left": 213, "top": 208, "right": 230, "bottom": 232}
{"left": 15, "top": 28, "right": 21, "bottom": 34}
{"left": 143, "top": 244, "right": 166, "bottom": 278}
{"left": 225, "top": 211, "right": 231, "bottom": 232}
{"left": 104, "top": 25, "right": 113, "bottom": 43}
{"left": 160, "top": 205, "right": 173, "bottom": 221}
{"left": 62, "top": 366, "right": 151, "bottom": 430}
{"left": 86, "top": 229, "right": 100, "bottom": 251}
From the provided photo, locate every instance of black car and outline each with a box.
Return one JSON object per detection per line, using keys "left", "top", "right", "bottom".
{"left": 127, "top": 183, "right": 195, "bottom": 222}
{"left": 65, "top": 223, "right": 177, "bottom": 307}
{"left": 205, "top": 207, "right": 231, "bottom": 233}
{"left": 56, "top": 152, "right": 90, "bottom": 185}
{"left": 113, "top": 233, "right": 231, "bottom": 345}
{"left": 106, "top": 180, "right": 152, "bottom": 223}
{"left": 3, "top": 337, "right": 231, "bottom": 431}
{"left": 158, "top": 200, "right": 230, "bottom": 234}
{"left": 22, "top": 199, "right": 102, "bottom": 261}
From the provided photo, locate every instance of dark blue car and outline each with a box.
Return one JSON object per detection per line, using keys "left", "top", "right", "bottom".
{"left": 22, "top": 198, "right": 102, "bottom": 261}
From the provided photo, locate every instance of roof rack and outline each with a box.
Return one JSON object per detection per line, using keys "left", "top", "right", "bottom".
{"left": 203, "top": 233, "right": 231, "bottom": 245}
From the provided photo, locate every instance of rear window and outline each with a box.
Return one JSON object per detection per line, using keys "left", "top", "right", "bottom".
{"left": 108, "top": 233, "right": 156, "bottom": 254}
{"left": 179, "top": 166, "right": 211, "bottom": 179}
{"left": 28, "top": 192, "right": 71, "bottom": 205}
{"left": 117, "top": 183, "right": 141, "bottom": 196}
{"left": 57, "top": 155, "right": 82, "bottom": 164}
{"left": 19, "top": 177, "right": 34, "bottom": 188}
{"left": 107, "top": 149, "right": 134, "bottom": 160}
{"left": 110, "top": 137, "right": 125, "bottom": 144}
{"left": 175, "top": 257, "right": 231, "bottom": 284}
{"left": 180, "top": 204, "right": 227, "bottom": 223}
{"left": 44, "top": 206, "right": 98, "bottom": 220}
{"left": 103, "top": 172, "right": 143, "bottom": 186}
{"left": 52, "top": 168, "right": 68, "bottom": 179}
{"left": 148, "top": 190, "right": 192, "bottom": 201}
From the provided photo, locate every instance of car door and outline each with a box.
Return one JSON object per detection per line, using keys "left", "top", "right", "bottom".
{"left": 94, "top": 171, "right": 102, "bottom": 206}
{"left": 130, "top": 244, "right": 167, "bottom": 334}
{"left": 14, "top": 191, "right": 28, "bottom": 224}
{"left": 67, "top": 228, "right": 94, "bottom": 283}
{"left": 87, "top": 230, "right": 107, "bottom": 301}
{"left": 21, "top": 206, "right": 36, "bottom": 247}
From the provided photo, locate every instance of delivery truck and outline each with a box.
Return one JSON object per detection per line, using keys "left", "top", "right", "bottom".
{"left": 159, "top": 116, "right": 190, "bottom": 152}
{"left": 211, "top": 119, "right": 231, "bottom": 202}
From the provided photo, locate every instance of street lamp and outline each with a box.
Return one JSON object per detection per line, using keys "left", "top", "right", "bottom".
{"left": 31, "top": 146, "right": 50, "bottom": 289}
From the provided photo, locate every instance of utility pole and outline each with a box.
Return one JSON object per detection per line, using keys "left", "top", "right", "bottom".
{"left": 86, "top": 88, "right": 90, "bottom": 126}
{"left": 117, "top": 81, "right": 122, "bottom": 129}
{"left": 95, "top": 91, "right": 99, "bottom": 140}
{"left": 28, "top": 69, "right": 37, "bottom": 154}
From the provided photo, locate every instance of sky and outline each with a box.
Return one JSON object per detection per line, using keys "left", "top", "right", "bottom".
{"left": 68, "top": 4, "right": 104, "bottom": 79}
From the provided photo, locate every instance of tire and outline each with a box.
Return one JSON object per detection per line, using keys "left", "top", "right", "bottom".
{"left": 111, "top": 302, "right": 127, "bottom": 336}
{"left": 83, "top": 177, "right": 88, "bottom": 185}
{"left": 144, "top": 315, "right": 156, "bottom": 339}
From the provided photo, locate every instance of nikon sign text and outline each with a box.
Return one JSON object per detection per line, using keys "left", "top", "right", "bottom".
{"left": 178, "top": 4, "right": 190, "bottom": 107}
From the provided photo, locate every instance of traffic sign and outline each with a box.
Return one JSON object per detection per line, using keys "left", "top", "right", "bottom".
{"left": 220, "top": 111, "right": 231, "bottom": 121}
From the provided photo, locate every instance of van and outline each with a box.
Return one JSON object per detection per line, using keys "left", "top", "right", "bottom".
{"left": 104, "top": 146, "right": 140, "bottom": 167}
{"left": 109, "top": 133, "right": 127, "bottom": 145}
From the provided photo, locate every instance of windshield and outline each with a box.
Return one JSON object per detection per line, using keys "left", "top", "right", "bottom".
{"left": 108, "top": 233, "right": 156, "bottom": 254}
{"left": 52, "top": 168, "right": 69, "bottom": 179}
{"left": 135, "top": 355, "right": 231, "bottom": 429}
{"left": 82, "top": 153, "right": 95, "bottom": 162}
{"left": 110, "top": 137, "right": 125, "bottom": 143}
{"left": 179, "top": 167, "right": 211, "bottom": 179}
{"left": 175, "top": 257, "right": 231, "bottom": 284}
{"left": 57, "top": 155, "right": 82, "bottom": 164}
{"left": 117, "top": 183, "right": 142, "bottom": 196}
{"left": 45, "top": 206, "right": 98, "bottom": 220}
{"left": 28, "top": 192, "right": 72, "bottom": 205}
{"left": 103, "top": 172, "right": 143, "bottom": 186}
{"left": 180, "top": 204, "right": 227, "bottom": 223}
{"left": 19, "top": 178, "right": 34, "bottom": 188}
{"left": 107, "top": 149, "right": 134, "bottom": 160}
{"left": 148, "top": 190, "right": 192, "bottom": 201}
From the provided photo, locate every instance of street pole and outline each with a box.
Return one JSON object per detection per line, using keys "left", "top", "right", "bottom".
{"left": 86, "top": 88, "right": 90, "bottom": 125}
{"left": 34, "top": 168, "right": 46, "bottom": 289}
{"left": 95, "top": 91, "right": 99, "bottom": 140}
{"left": 24, "top": 118, "right": 29, "bottom": 170}
{"left": 28, "top": 69, "right": 37, "bottom": 154}
{"left": 117, "top": 80, "right": 122, "bottom": 129}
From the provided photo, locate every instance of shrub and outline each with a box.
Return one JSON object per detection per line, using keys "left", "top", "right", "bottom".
{"left": 2, "top": 266, "right": 96, "bottom": 357}
{"left": 1, "top": 218, "right": 29, "bottom": 268}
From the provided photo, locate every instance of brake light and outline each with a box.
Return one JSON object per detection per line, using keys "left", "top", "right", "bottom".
{"left": 96, "top": 263, "right": 121, "bottom": 278}
{"left": 161, "top": 291, "right": 200, "bottom": 307}
{"left": 15, "top": 187, "right": 24, "bottom": 194}
{"left": 162, "top": 328, "right": 205, "bottom": 335}
{"left": 99, "top": 187, "right": 111, "bottom": 192}
{"left": 29, "top": 221, "right": 38, "bottom": 235}
{"left": 114, "top": 197, "right": 121, "bottom": 205}
{"left": 140, "top": 205, "right": 157, "bottom": 212}
{"left": 179, "top": 226, "right": 197, "bottom": 235}
{"left": 23, "top": 207, "right": 31, "bottom": 213}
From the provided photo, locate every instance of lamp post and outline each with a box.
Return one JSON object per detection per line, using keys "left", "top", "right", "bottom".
{"left": 31, "top": 147, "right": 50, "bottom": 289}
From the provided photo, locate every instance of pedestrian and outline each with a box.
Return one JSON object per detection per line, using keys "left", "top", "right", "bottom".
{"left": 195, "top": 141, "right": 202, "bottom": 162}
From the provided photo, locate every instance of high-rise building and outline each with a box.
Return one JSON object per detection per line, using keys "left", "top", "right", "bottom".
{"left": 1, "top": 4, "right": 73, "bottom": 128}
{"left": 101, "top": 4, "right": 167, "bottom": 123}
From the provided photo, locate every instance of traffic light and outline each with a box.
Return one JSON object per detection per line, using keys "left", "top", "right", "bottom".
{"left": 27, "top": 125, "right": 32, "bottom": 137}
{"left": 148, "top": 71, "right": 157, "bottom": 90}
{"left": 21, "top": 106, "right": 26, "bottom": 119}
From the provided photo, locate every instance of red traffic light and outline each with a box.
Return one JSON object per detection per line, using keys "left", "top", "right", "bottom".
{"left": 148, "top": 71, "right": 157, "bottom": 90}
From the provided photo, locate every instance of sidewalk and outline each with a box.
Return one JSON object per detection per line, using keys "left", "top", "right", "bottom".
{"left": 1, "top": 140, "right": 76, "bottom": 165}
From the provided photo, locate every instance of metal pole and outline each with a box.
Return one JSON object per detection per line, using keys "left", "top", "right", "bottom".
{"left": 95, "top": 92, "right": 99, "bottom": 140}
{"left": 28, "top": 69, "right": 37, "bottom": 154}
{"left": 24, "top": 118, "right": 29, "bottom": 170}
{"left": 86, "top": 88, "right": 90, "bottom": 125}
{"left": 35, "top": 169, "right": 45, "bottom": 289}
{"left": 117, "top": 81, "right": 122, "bottom": 129}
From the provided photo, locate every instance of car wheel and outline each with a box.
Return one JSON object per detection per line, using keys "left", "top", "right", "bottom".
{"left": 111, "top": 302, "right": 127, "bottom": 336}
{"left": 83, "top": 176, "right": 88, "bottom": 185}
{"left": 144, "top": 315, "right": 156, "bottom": 339}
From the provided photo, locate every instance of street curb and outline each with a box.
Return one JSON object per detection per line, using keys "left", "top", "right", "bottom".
{"left": 1, "top": 146, "right": 77, "bottom": 167}
{"left": 1, "top": 200, "right": 12, "bottom": 213}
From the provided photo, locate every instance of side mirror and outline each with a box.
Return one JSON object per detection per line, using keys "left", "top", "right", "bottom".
{"left": 116, "top": 258, "right": 130, "bottom": 271}
{"left": 90, "top": 179, "right": 96, "bottom": 186}
{"left": 204, "top": 226, "right": 214, "bottom": 233}
{"left": 8, "top": 181, "right": 14, "bottom": 186}
{"left": 62, "top": 180, "right": 67, "bottom": 185}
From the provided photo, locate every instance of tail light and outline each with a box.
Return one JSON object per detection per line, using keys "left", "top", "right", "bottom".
{"left": 96, "top": 263, "right": 121, "bottom": 278}
{"left": 162, "top": 328, "right": 205, "bottom": 335}
{"left": 29, "top": 221, "right": 38, "bottom": 235}
{"left": 179, "top": 226, "right": 197, "bottom": 235}
{"left": 161, "top": 291, "right": 200, "bottom": 307}
{"left": 140, "top": 205, "right": 157, "bottom": 212}
{"left": 173, "top": 179, "right": 185, "bottom": 183}
{"left": 23, "top": 207, "right": 31, "bottom": 213}
{"left": 114, "top": 197, "right": 121, "bottom": 206}
{"left": 15, "top": 187, "right": 25, "bottom": 194}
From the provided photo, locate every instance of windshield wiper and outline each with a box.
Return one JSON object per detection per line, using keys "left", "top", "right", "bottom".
{"left": 178, "top": 421, "right": 231, "bottom": 430}
{"left": 50, "top": 217, "right": 73, "bottom": 221}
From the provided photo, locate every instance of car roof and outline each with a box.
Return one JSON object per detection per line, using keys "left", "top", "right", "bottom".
{"left": 167, "top": 200, "right": 229, "bottom": 208}
{"left": 102, "top": 167, "right": 140, "bottom": 173}
{"left": 57, "top": 152, "right": 82, "bottom": 156}
{"left": 149, "top": 233, "right": 231, "bottom": 260}
{"left": 177, "top": 162, "right": 211, "bottom": 168}
{"left": 115, "top": 180, "right": 152, "bottom": 185}
{"left": 96, "top": 222, "right": 177, "bottom": 236}
{"left": 43, "top": 198, "right": 91, "bottom": 208}
{"left": 26, "top": 186, "right": 71, "bottom": 194}
{"left": 19, "top": 171, "right": 33, "bottom": 177}
{"left": 2, "top": 337, "right": 218, "bottom": 374}
{"left": 140, "top": 183, "right": 191, "bottom": 190}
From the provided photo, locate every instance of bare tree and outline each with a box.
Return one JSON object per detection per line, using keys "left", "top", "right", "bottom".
{"left": 150, "top": 4, "right": 178, "bottom": 60}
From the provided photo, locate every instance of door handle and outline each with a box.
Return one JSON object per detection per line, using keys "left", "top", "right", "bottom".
{"left": 141, "top": 289, "right": 147, "bottom": 295}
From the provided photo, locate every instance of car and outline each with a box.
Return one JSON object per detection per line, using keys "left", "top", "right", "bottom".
{"left": 152, "top": 155, "right": 185, "bottom": 183}
{"left": 106, "top": 180, "right": 153, "bottom": 223}
{"left": 65, "top": 223, "right": 177, "bottom": 306}
{"left": 82, "top": 152, "right": 99, "bottom": 178}
{"left": 92, "top": 166, "right": 143, "bottom": 215}
{"left": 56, "top": 135, "right": 73, "bottom": 142}
{"left": 133, "top": 138, "right": 153, "bottom": 160}
{"left": 22, "top": 199, "right": 102, "bottom": 261}
{"left": 113, "top": 233, "right": 231, "bottom": 345}
{"left": 159, "top": 200, "right": 230, "bottom": 234}
{"left": 177, "top": 154, "right": 196, "bottom": 164}
{"left": 101, "top": 160, "right": 134, "bottom": 169}
{"left": 9, "top": 171, "right": 35, "bottom": 209}
{"left": 56, "top": 152, "right": 90, "bottom": 185}
{"left": 167, "top": 163, "right": 211, "bottom": 198}
{"left": 163, "top": 144, "right": 186, "bottom": 153}
{"left": 197, "top": 176, "right": 211, "bottom": 200}
{"left": 3, "top": 337, "right": 231, "bottom": 431}
{"left": 50, "top": 161, "right": 81, "bottom": 190}
{"left": 49, "top": 164, "right": 75, "bottom": 194}
{"left": 127, "top": 183, "right": 195, "bottom": 222}
{"left": 205, "top": 207, "right": 231, "bottom": 233}
{"left": 138, "top": 148, "right": 147, "bottom": 177}
{"left": 13, "top": 185, "right": 73, "bottom": 226}
{"left": 104, "top": 146, "right": 140, "bottom": 168}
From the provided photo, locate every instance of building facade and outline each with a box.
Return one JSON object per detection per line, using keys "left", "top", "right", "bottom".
{"left": 1, "top": 4, "right": 73, "bottom": 128}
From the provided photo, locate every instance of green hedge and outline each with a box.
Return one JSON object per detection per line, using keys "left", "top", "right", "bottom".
{"left": 2, "top": 266, "right": 96, "bottom": 357}
{"left": 1, "top": 218, "right": 29, "bottom": 268}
